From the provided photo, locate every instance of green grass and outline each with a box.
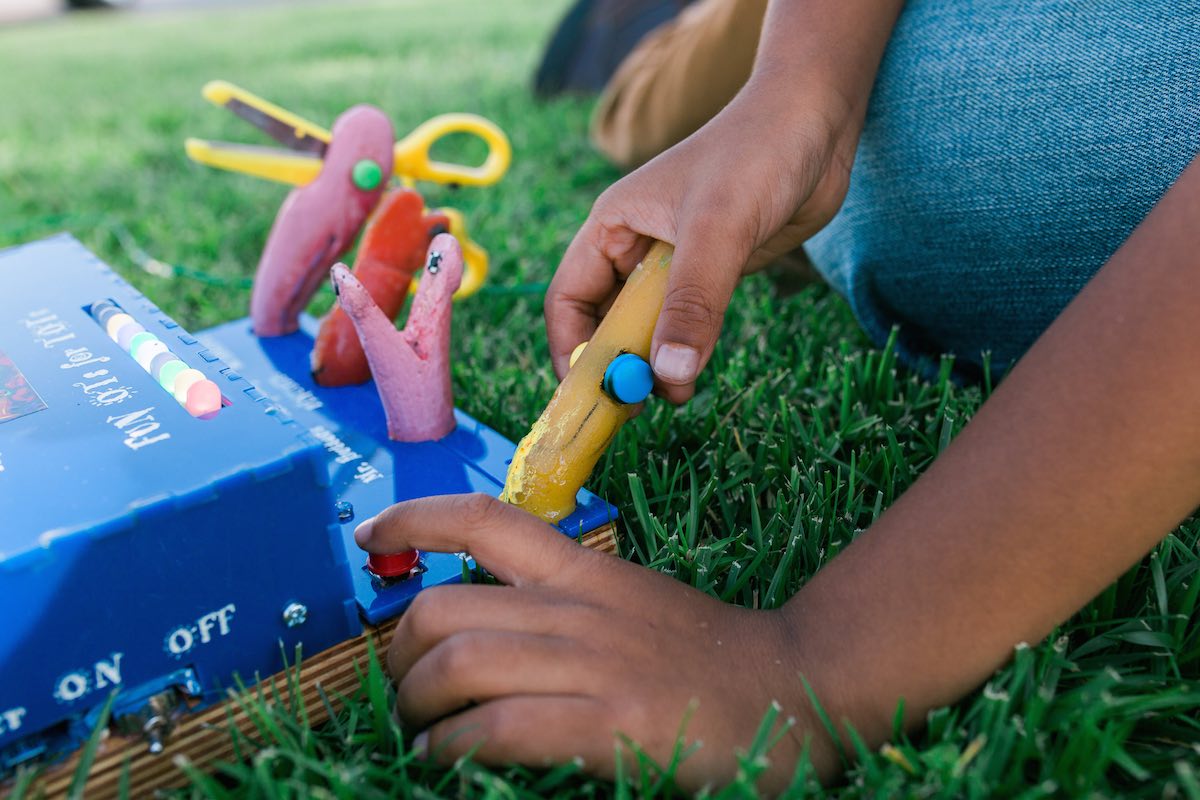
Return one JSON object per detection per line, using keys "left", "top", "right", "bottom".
{"left": 2, "top": 2, "right": 1198, "bottom": 797}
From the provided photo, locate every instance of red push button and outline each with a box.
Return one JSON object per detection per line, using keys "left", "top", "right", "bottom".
{"left": 367, "top": 550, "right": 420, "bottom": 579}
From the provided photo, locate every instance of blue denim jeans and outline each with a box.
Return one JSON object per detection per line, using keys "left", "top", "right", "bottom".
{"left": 804, "top": 0, "right": 1200, "bottom": 381}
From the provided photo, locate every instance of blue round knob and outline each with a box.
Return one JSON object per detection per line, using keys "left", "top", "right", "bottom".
{"left": 602, "top": 354, "right": 654, "bottom": 404}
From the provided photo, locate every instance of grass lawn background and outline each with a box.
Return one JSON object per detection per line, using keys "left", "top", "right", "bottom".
{"left": 1, "top": 1, "right": 1198, "bottom": 796}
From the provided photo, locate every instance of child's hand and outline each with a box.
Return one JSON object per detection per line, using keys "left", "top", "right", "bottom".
{"left": 545, "top": 78, "right": 855, "bottom": 403}
{"left": 355, "top": 494, "right": 832, "bottom": 792}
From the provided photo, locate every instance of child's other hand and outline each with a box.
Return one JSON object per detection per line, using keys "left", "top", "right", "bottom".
{"left": 355, "top": 493, "right": 831, "bottom": 792}
{"left": 545, "top": 79, "right": 854, "bottom": 403}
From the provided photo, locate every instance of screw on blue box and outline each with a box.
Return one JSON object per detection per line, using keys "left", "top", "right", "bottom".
{"left": 0, "top": 235, "right": 617, "bottom": 782}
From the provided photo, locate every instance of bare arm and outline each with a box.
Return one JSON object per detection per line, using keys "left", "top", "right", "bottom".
{"left": 355, "top": 8, "right": 1200, "bottom": 791}
{"left": 358, "top": 160, "right": 1200, "bottom": 792}
{"left": 754, "top": 0, "right": 903, "bottom": 137}
{"left": 790, "top": 155, "right": 1200, "bottom": 739}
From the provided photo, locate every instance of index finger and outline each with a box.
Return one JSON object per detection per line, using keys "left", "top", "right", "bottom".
{"left": 354, "top": 493, "right": 595, "bottom": 587}
{"left": 545, "top": 219, "right": 652, "bottom": 379}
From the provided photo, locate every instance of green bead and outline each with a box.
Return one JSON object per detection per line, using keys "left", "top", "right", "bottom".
{"left": 128, "top": 331, "right": 157, "bottom": 356}
{"left": 351, "top": 159, "right": 383, "bottom": 191}
{"left": 157, "top": 359, "right": 189, "bottom": 392}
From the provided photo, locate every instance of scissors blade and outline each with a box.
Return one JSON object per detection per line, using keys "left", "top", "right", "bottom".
{"left": 185, "top": 138, "right": 322, "bottom": 186}
{"left": 202, "top": 80, "right": 331, "bottom": 157}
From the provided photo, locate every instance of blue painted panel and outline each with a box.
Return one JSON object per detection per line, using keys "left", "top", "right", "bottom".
{"left": 0, "top": 235, "right": 617, "bottom": 767}
{"left": 0, "top": 235, "right": 360, "bottom": 762}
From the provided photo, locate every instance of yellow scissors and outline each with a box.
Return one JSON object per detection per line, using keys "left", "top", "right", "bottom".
{"left": 184, "top": 80, "right": 510, "bottom": 296}
{"left": 185, "top": 80, "right": 511, "bottom": 187}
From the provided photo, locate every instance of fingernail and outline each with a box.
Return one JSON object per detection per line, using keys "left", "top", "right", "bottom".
{"left": 653, "top": 343, "right": 699, "bottom": 384}
{"left": 411, "top": 731, "right": 428, "bottom": 759}
{"left": 354, "top": 517, "right": 375, "bottom": 547}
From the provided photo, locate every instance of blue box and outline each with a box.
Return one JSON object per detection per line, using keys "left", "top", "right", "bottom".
{"left": 0, "top": 235, "right": 615, "bottom": 769}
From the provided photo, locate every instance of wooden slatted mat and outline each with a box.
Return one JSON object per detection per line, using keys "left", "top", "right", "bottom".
{"left": 28, "top": 524, "right": 616, "bottom": 798}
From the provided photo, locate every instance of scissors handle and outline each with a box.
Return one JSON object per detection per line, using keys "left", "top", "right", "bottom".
{"left": 393, "top": 113, "right": 511, "bottom": 187}
{"left": 408, "top": 207, "right": 489, "bottom": 300}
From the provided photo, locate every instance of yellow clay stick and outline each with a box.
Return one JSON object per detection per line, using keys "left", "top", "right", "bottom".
{"left": 502, "top": 241, "right": 674, "bottom": 522}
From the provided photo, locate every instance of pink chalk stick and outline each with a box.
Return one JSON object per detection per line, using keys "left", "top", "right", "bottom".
{"left": 330, "top": 233, "right": 464, "bottom": 442}
{"left": 250, "top": 105, "right": 394, "bottom": 337}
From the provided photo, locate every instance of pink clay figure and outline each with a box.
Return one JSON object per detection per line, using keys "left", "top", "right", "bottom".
{"left": 330, "top": 233, "right": 463, "bottom": 442}
{"left": 250, "top": 105, "right": 394, "bottom": 337}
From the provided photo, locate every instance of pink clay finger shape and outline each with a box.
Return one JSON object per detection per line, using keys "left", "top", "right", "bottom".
{"left": 251, "top": 105, "right": 394, "bottom": 337}
{"left": 330, "top": 233, "right": 464, "bottom": 441}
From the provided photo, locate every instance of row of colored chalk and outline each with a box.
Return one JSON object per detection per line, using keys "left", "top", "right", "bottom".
{"left": 89, "top": 300, "right": 223, "bottom": 418}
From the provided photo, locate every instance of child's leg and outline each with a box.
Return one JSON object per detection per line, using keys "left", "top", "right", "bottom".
{"left": 805, "top": 0, "right": 1200, "bottom": 381}
{"left": 589, "top": 0, "right": 767, "bottom": 169}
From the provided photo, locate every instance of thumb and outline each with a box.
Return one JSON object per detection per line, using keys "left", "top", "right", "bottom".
{"left": 650, "top": 217, "right": 747, "bottom": 403}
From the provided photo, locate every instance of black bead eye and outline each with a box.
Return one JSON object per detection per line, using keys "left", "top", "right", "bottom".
{"left": 427, "top": 251, "right": 442, "bottom": 274}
